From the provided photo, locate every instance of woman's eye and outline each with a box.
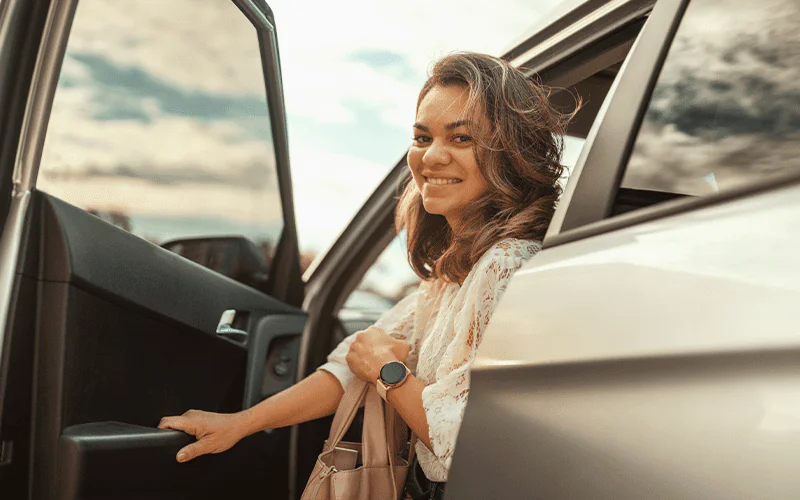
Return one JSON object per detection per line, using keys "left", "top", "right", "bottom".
{"left": 413, "top": 135, "right": 431, "bottom": 144}
{"left": 453, "top": 135, "right": 472, "bottom": 144}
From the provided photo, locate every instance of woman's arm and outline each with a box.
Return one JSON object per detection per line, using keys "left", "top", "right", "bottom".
{"left": 385, "top": 375, "right": 432, "bottom": 451}
{"left": 238, "top": 369, "right": 344, "bottom": 434}
{"left": 158, "top": 370, "right": 343, "bottom": 462}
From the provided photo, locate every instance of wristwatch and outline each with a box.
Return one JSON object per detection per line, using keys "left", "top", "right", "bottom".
{"left": 376, "top": 361, "right": 410, "bottom": 401}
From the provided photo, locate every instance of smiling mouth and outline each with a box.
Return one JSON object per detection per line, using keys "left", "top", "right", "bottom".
{"left": 425, "top": 177, "right": 463, "bottom": 185}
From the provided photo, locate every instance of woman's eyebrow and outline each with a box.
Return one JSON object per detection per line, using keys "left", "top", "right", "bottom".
{"left": 413, "top": 120, "right": 470, "bottom": 132}
{"left": 445, "top": 119, "right": 470, "bottom": 130}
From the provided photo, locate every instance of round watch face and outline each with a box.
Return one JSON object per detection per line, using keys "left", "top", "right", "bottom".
{"left": 380, "top": 361, "right": 407, "bottom": 385}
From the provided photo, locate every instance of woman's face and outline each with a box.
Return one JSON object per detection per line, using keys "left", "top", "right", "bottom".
{"left": 408, "top": 85, "right": 488, "bottom": 227}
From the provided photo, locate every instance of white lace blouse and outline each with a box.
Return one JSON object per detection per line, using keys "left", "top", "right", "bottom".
{"left": 318, "top": 238, "right": 541, "bottom": 482}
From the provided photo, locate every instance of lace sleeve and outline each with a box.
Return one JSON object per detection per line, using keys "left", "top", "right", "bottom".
{"left": 317, "top": 285, "right": 422, "bottom": 390}
{"left": 420, "top": 240, "right": 539, "bottom": 474}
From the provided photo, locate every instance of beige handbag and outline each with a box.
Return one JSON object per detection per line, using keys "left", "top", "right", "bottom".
{"left": 300, "top": 379, "right": 416, "bottom": 500}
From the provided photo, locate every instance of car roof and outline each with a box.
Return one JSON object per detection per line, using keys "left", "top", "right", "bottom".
{"left": 501, "top": 0, "right": 656, "bottom": 68}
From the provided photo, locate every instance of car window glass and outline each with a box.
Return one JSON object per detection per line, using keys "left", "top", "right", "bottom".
{"left": 560, "top": 135, "right": 586, "bottom": 188}
{"left": 37, "top": 0, "right": 283, "bottom": 283}
{"left": 621, "top": 0, "right": 800, "bottom": 196}
{"left": 344, "top": 233, "right": 420, "bottom": 313}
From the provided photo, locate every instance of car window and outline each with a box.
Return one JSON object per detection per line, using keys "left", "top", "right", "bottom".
{"left": 36, "top": 0, "right": 283, "bottom": 285}
{"left": 620, "top": 0, "right": 800, "bottom": 197}
{"left": 342, "top": 233, "right": 421, "bottom": 315}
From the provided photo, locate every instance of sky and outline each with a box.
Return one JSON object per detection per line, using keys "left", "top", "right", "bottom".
{"left": 34, "top": 0, "right": 574, "bottom": 299}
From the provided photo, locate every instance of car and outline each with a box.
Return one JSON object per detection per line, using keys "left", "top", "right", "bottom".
{"left": 1, "top": 0, "right": 797, "bottom": 499}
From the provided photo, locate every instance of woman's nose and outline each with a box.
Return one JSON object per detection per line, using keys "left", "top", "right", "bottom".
{"left": 422, "top": 139, "right": 450, "bottom": 167}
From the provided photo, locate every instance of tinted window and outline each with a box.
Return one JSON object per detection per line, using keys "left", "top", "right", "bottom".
{"left": 37, "top": 1, "right": 283, "bottom": 267}
{"left": 622, "top": 0, "right": 800, "bottom": 196}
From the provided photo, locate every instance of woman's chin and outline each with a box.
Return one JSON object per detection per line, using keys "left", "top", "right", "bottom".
{"left": 421, "top": 201, "right": 450, "bottom": 218}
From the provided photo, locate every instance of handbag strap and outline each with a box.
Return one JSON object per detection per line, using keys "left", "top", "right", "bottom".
{"left": 361, "top": 384, "right": 390, "bottom": 467}
{"left": 323, "top": 380, "right": 391, "bottom": 468}
{"left": 324, "top": 379, "right": 369, "bottom": 451}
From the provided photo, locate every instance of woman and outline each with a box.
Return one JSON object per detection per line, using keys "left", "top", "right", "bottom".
{"left": 159, "top": 52, "right": 572, "bottom": 499}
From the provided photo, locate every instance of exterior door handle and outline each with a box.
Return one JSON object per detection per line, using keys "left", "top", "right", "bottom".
{"left": 216, "top": 309, "right": 248, "bottom": 342}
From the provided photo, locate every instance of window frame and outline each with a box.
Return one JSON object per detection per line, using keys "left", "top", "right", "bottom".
{"left": 544, "top": 0, "right": 800, "bottom": 249}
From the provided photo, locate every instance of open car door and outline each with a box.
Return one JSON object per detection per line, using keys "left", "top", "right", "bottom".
{"left": 0, "top": 0, "right": 306, "bottom": 498}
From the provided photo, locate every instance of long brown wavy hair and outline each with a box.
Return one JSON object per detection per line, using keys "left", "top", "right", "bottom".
{"left": 397, "top": 52, "right": 577, "bottom": 284}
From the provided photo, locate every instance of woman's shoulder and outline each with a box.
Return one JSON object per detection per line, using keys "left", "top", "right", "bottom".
{"left": 465, "top": 238, "right": 541, "bottom": 284}
{"left": 480, "top": 238, "right": 541, "bottom": 267}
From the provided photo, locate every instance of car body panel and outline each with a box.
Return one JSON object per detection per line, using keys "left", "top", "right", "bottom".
{"left": 476, "top": 184, "right": 800, "bottom": 370}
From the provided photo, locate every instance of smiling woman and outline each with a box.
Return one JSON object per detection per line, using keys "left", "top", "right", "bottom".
{"left": 400, "top": 53, "right": 572, "bottom": 284}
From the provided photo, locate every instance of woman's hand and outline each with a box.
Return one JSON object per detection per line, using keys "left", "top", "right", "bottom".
{"left": 158, "top": 409, "right": 249, "bottom": 463}
{"left": 346, "top": 326, "right": 411, "bottom": 383}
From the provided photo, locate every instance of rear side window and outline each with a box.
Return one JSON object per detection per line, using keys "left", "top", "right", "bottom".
{"left": 620, "top": 0, "right": 800, "bottom": 197}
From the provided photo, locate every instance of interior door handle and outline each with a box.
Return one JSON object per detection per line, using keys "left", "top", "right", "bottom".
{"left": 216, "top": 309, "right": 248, "bottom": 342}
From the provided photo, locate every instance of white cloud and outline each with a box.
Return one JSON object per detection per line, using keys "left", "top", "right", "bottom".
{"left": 270, "top": 0, "right": 564, "bottom": 130}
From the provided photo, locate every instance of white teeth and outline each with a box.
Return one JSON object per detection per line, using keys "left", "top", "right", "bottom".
{"left": 426, "top": 177, "right": 462, "bottom": 185}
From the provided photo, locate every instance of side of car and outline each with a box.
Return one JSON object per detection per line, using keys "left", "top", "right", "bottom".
{"left": 449, "top": 0, "right": 800, "bottom": 498}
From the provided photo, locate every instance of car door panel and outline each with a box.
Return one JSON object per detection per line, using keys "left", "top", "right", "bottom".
{"left": 26, "top": 191, "right": 306, "bottom": 499}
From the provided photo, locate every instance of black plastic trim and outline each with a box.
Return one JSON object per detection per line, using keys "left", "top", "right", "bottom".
{"left": 39, "top": 194, "right": 302, "bottom": 335}
{"left": 243, "top": 314, "right": 307, "bottom": 410}
{"left": 58, "top": 421, "right": 290, "bottom": 499}
{"left": 506, "top": 0, "right": 654, "bottom": 74}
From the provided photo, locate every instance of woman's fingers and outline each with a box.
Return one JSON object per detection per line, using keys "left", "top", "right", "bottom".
{"left": 176, "top": 441, "right": 206, "bottom": 463}
{"left": 158, "top": 416, "right": 192, "bottom": 434}
{"left": 395, "top": 340, "right": 411, "bottom": 361}
{"left": 158, "top": 410, "right": 242, "bottom": 463}
{"left": 159, "top": 415, "right": 204, "bottom": 463}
